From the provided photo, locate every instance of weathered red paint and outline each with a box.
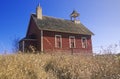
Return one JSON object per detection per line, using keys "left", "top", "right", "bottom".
{"left": 20, "top": 16, "right": 93, "bottom": 54}
{"left": 43, "top": 30, "right": 92, "bottom": 53}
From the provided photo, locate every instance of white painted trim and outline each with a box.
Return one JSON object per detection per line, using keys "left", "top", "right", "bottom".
{"left": 69, "top": 36, "right": 76, "bottom": 48}
{"left": 81, "top": 37, "right": 87, "bottom": 48}
{"left": 22, "top": 41, "right": 25, "bottom": 52}
{"left": 41, "top": 30, "right": 43, "bottom": 51}
{"left": 55, "top": 35, "right": 62, "bottom": 48}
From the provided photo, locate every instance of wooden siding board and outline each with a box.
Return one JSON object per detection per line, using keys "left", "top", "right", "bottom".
{"left": 43, "top": 30, "right": 92, "bottom": 53}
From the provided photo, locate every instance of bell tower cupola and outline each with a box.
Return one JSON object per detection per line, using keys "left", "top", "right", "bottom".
{"left": 70, "top": 10, "right": 80, "bottom": 24}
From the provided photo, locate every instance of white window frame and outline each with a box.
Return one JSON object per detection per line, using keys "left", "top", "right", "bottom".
{"left": 69, "top": 36, "right": 76, "bottom": 48}
{"left": 55, "top": 35, "right": 62, "bottom": 48}
{"left": 81, "top": 37, "right": 87, "bottom": 48}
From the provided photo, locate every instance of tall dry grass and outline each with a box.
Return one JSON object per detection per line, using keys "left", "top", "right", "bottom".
{"left": 0, "top": 53, "right": 120, "bottom": 79}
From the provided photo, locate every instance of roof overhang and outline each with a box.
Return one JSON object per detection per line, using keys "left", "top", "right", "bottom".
{"left": 19, "top": 38, "right": 37, "bottom": 43}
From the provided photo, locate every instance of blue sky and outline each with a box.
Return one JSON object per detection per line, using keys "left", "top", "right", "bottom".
{"left": 0, "top": 0, "right": 120, "bottom": 54}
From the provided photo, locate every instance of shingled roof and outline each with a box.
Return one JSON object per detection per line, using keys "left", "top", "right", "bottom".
{"left": 32, "top": 14, "right": 94, "bottom": 35}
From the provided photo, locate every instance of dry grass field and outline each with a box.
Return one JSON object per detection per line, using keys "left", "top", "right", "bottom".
{"left": 0, "top": 53, "right": 120, "bottom": 79}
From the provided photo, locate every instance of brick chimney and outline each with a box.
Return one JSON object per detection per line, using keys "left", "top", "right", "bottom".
{"left": 36, "top": 3, "right": 42, "bottom": 19}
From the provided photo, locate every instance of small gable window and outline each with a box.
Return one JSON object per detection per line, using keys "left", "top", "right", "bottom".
{"left": 69, "top": 36, "right": 76, "bottom": 48}
{"left": 81, "top": 37, "right": 87, "bottom": 48}
{"left": 55, "top": 35, "right": 62, "bottom": 48}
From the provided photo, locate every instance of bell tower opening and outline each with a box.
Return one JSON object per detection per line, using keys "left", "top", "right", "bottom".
{"left": 70, "top": 10, "right": 80, "bottom": 24}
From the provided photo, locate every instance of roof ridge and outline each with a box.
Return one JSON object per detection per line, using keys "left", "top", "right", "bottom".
{"left": 31, "top": 13, "right": 72, "bottom": 22}
{"left": 31, "top": 14, "right": 94, "bottom": 35}
{"left": 43, "top": 15, "right": 67, "bottom": 21}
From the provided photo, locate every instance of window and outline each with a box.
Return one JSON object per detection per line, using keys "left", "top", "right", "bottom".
{"left": 81, "top": 37, "right": 87, "bottom": 48}
{"left": 69, "top": 36, "right": 76, "bottom": 48}
{"left": 55, "top": 35, "right": 62, "bottom": 48}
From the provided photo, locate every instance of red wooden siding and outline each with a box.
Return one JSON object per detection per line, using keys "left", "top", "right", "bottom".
{"left": 26, "top": 17, "right": 41, "bottom": 51}
{"left": 20, "top": 17, "right": 93, "bottom": 53}
{"left": 43, "top": 30, "right": 92, "bottom": 53}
